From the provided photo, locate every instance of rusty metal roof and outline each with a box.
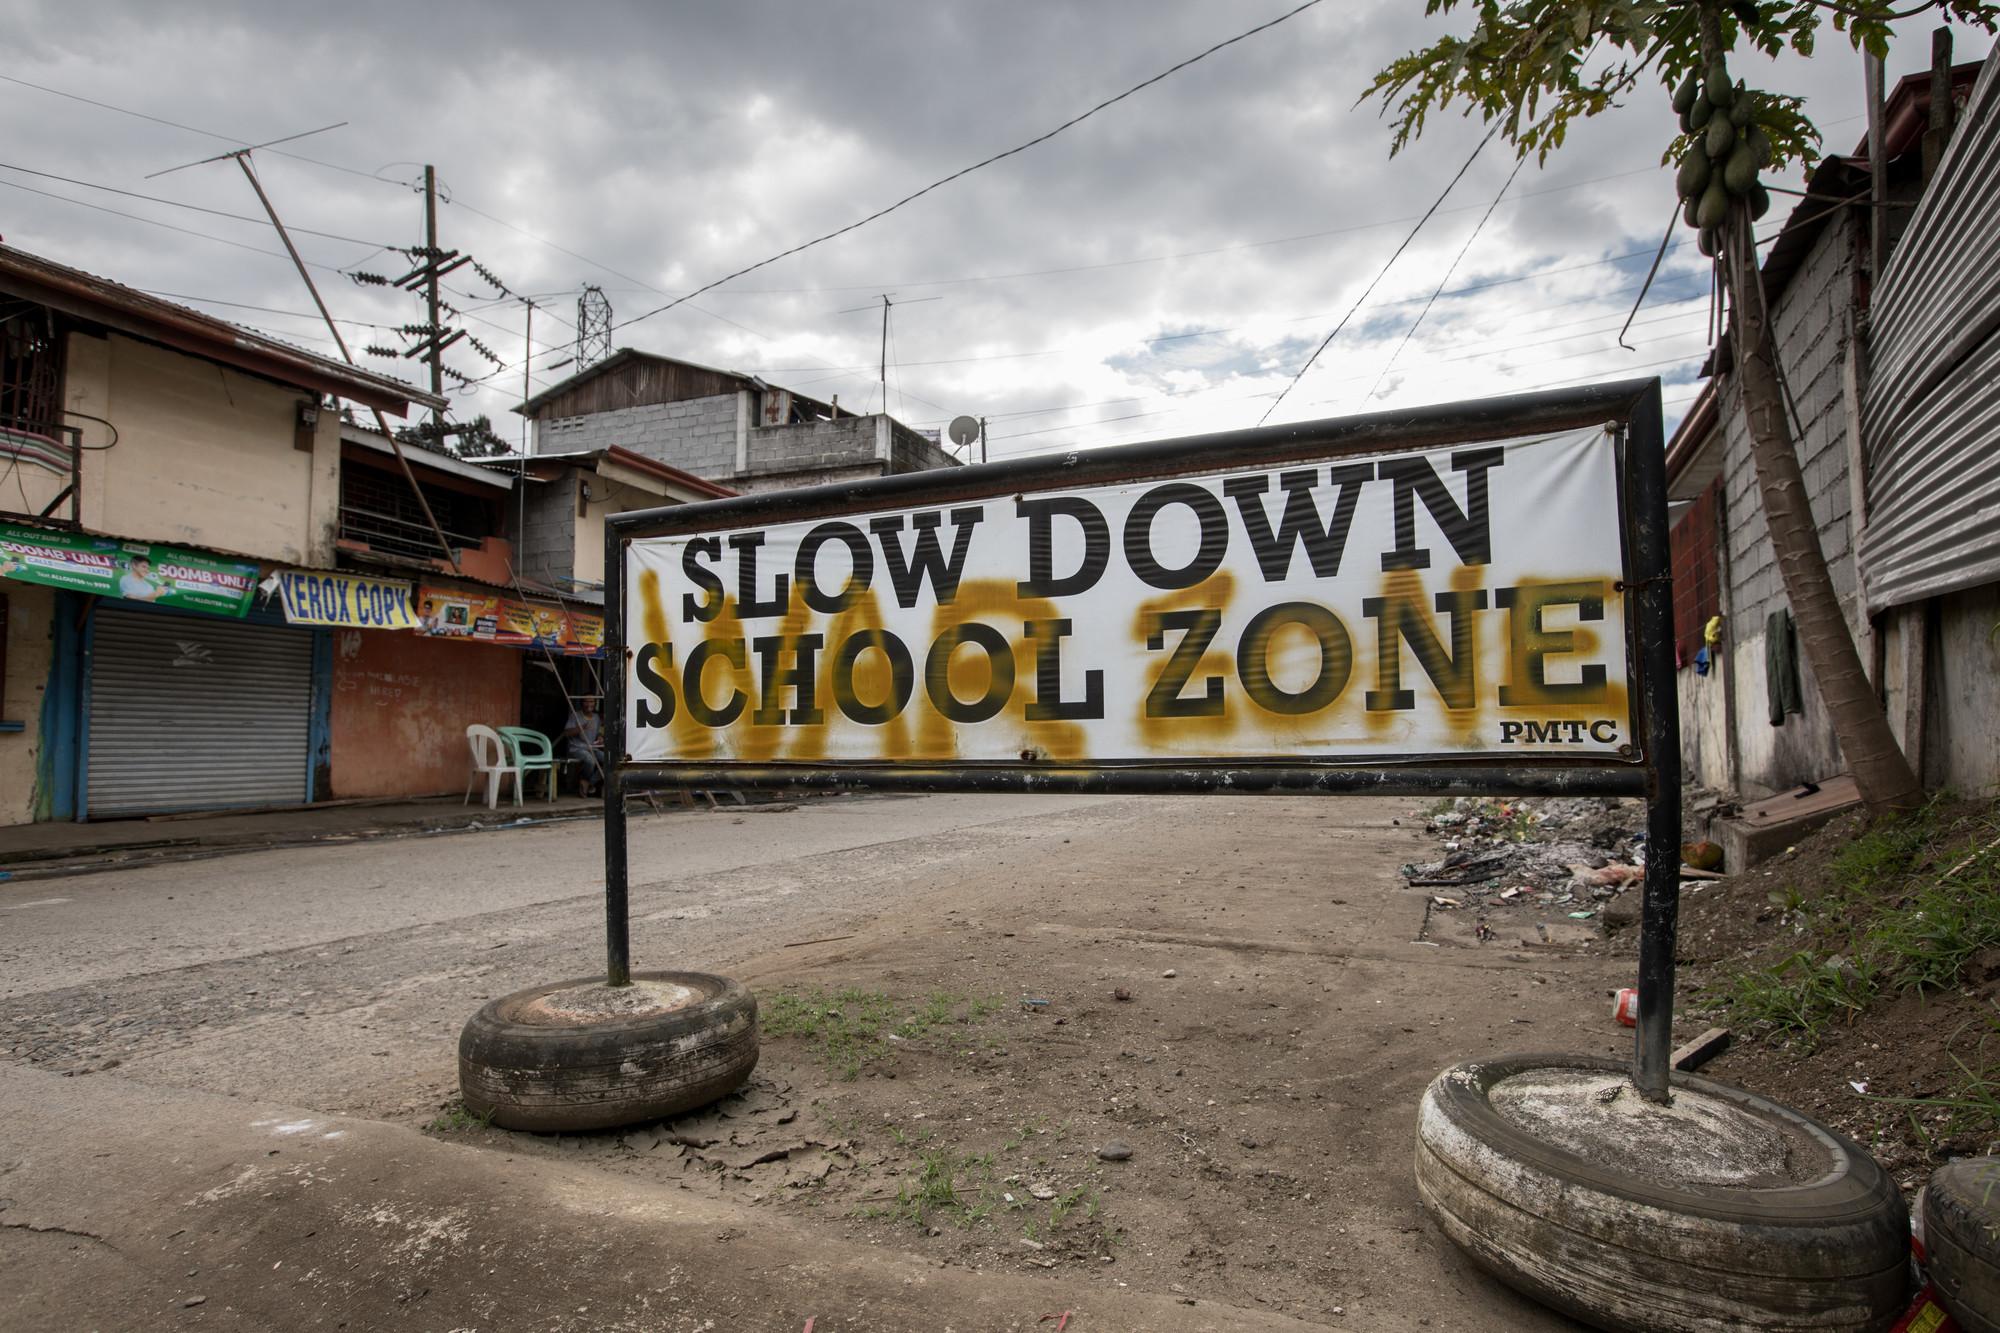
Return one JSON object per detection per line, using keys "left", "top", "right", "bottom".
{"left": 0, "top": 244, "right": 444, "bottom": 416}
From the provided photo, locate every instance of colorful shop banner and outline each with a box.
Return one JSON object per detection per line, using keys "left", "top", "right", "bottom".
{"left": 266, "top": 568, "right": 418, "bottom": 629}
{"left": 0, "top": 522, "right": 258, "bottom": 616}
{"left": 417, "top": 585, "right": 604, "bottom": 656}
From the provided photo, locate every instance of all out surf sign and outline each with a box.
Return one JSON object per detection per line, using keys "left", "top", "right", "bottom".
{"left": 613, "top": 384, "right": 1665, "bottom": 784}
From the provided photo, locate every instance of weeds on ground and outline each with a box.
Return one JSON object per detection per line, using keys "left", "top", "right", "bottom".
{"left": 1859, "top": 1004, "right": 2000, "bottom": 1154}
{"left": 761, "top": 986, "right": 1006, "bottom": 1078}
{"left": 425, "top": 1100, "right": 495, "bottom": 1133}
{"left": 853, "top": 1146, "right": 997, "bottom": 1228}
{"left": 1718, "top": 798, "right": 2000, "bottom": 1047}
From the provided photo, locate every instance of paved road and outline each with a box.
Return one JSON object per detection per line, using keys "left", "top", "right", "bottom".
{"left": 1, "top": 791, "right": 1601, "bottom": 1331}
{"left": 0, "top": 793, "right": 1160, "bottom": 1121}
{"left": 0, "top": 793, "right": 1123, "bottom": 996}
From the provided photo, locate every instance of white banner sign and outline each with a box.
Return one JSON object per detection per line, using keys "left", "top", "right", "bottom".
{"left": 624, "top": 426, "right": 1630, "bottom": 765}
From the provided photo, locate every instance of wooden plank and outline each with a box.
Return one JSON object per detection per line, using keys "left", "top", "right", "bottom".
{"left": 1671, "top": 1026, "right": 1732, "bottom": 1072}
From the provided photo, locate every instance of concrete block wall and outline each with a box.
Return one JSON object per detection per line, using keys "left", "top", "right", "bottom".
{"left": 732, "top": 463, "right": 886, "bottom": 496}
{"left": 741, "top": 413, "right": 963, "bottom": 484}
{"left": 741, "top": 414, "right": 881, "bottom": 479}
{"left": 514, "top": 479, "right": 577, "bottom": 584}
{"left": 888, "top": 422, "right": 961, "bottom": 475}
{"left": 1712, "top": 211, "right": 1869, "bottom": 794}
{"left": 538, "top": 393, "right": 741, "bottom": 480}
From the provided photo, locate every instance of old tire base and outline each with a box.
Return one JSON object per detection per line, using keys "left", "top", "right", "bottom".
{"left": 1924, "top": 1155, "right": 2000, "bottom": 1333}
{"left": 458, "top": 971, "right": 757, "bottom": 1133}
{"left": 1416, "top": 1053, "right": 1908, "bottom": 1332}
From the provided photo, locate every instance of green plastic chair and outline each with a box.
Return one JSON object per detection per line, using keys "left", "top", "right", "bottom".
{"left": 496, "top": 726, "right": 558, "bottom": 802}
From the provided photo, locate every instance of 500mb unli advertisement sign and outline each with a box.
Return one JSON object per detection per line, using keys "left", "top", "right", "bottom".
{"left": 621, "top": 423, "right": 1635, "bottom": 768}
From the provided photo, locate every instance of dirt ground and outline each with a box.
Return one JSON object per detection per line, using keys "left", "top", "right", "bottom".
{"left": 416, "top": 794, "right": 1633, "bottom": 1327}
{"left": 1667, "top": 799, "right": 2000, "bottom": 1190}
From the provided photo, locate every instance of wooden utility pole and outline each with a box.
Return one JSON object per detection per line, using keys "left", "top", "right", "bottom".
{"left": 520, "top": 299, "right": 535, "bottom": 455}
{"left": 424, "top": 165, "right": 444, "bottom": 436}
{"left": 1863, "top": 53, "right": 1888, "bottom": 283}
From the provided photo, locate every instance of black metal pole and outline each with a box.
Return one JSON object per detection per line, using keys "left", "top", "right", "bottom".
{"left": 603, "top": 522, "right": 631, "bottom": 987}
{"left": 1623, "top": 382, "right": 1682, "bottom": 1102}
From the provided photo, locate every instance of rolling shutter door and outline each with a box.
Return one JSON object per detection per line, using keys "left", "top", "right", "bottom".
{"left": 87, "top": 607, "right": 313, "bottom": 815}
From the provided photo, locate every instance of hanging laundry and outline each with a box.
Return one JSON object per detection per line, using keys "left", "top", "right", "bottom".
{"left": 1765, "top": 609, "right": 1802, "bottom": 725}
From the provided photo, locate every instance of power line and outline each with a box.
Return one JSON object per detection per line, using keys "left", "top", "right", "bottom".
{"left": 1358, "top": 151, "right": 1528, "bottom": 410}
{"left": 752, "top": 232, "right": 1713, "bottom": 381}
{"left": 0, "top": 160, "right": 395, "bottom": 248}
{"left": 913, "top": 300, "right": 1707, "bottom": 433}
{"left": 609, "top": 0, "right": 1328, "bottom": 337}
{"left": 445, "top": 196, "right": 668, "bottom": 300}
{"left": 684, "top": 163, "right": 1674, "bottom": 299}
{"left": 0, "top": 176, "right": 349, "bottom": 267}
{"left": 135, "top": 289, "right": 398, "bottom": 328}
{"left": 0, "top": 72, "right": 408, "bottom": 189}
{"left": 1259, "top": 124, "right": 1499, "bottom": 425}
{"left": 986, "top": 327, "right": 1709, "bottom": 452}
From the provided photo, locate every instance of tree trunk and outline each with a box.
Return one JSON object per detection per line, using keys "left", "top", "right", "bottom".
{"left": 1721, "top": 213, "right": 1922, "bottom": 813}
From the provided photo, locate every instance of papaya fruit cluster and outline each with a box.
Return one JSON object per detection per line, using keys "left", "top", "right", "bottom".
{"left": 1674, "top": 58, "right": 1774, "bottom": 256}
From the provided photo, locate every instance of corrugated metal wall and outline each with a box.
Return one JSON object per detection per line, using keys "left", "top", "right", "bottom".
{"left": 87, "top": 607, "right": 312, "bottom": 815}
{"left": 1859, "top": 49, "right": 2000, "bottom": 611}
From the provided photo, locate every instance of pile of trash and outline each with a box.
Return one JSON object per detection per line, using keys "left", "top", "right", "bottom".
{"left": 1402, "top": 796, "right": 1648, "bottom": 914}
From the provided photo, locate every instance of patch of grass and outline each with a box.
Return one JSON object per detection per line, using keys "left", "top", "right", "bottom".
{"left": 1048, "top": 1185, "right": 1098, "bottom": 1228}
{"left": 425, "top": 1100, "right": 495, "bottom": 1133}
{"left": 1721, "top": 799, "right": 2000, "bottom": 1045}
{"left": 761, "top": 986, "right": 1006, "bottom": 1079}
{"left": 1868, "top": 872, "right": 2000, "bottom": 994}
{"left": 1831, "top": 802, "right": 1942, "bottom": 894}
{"left": 890, "top": 1147, "right": 996, "bottom": 1228}
{"left": 1724, "top": 951, "right": 1878, "bottom": 1046}
{"left": 1002, "top": 1114, "right": 1049, "bottom": 1151}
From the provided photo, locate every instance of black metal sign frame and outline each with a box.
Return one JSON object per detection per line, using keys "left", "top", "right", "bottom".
{"left": 602, "top": 378, "right": 1680, "bottom": 1098}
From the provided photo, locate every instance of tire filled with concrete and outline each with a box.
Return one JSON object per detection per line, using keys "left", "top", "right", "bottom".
{"left": 459, "top": 971, "right": 758, "bottom": 1133}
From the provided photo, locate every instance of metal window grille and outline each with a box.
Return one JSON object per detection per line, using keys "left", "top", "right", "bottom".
{"left": 339, "top": 461, "right": 493, "bottom": 560}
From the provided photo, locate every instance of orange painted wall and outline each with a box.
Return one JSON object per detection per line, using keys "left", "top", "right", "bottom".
{"left": 328, "top": 629, "right": 519, "bottom": 798}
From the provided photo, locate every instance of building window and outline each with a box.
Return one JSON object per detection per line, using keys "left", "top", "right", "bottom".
{"left": 0, "top": 302, "right": 63, "bottom": 433}
{"left": 338, "top": 460, "right": 497, "bottom": 562}
{"left": 1671, "top": 478, "right": 1724, "bottom": 667}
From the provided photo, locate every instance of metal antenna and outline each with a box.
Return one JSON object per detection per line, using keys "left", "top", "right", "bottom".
{"left": 143, "top": 122, "right": 349, "bottom": 180}
{"left": 576, "top": 285, "right": 612, "bottom": 370}
{"left": 879, "top": 294, "right": 891, "bottom": 413}
{"left": 163, "top": 138, "right": 459, "bottom": 569}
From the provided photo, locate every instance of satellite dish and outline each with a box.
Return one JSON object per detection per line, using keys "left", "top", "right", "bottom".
{"left": 948, "top": 415, "right": 981, "bottom": 448}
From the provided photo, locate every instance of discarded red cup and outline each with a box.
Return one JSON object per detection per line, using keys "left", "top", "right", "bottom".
{"left": 1613, "top": 988, "right": 1639, "bottom": 1027}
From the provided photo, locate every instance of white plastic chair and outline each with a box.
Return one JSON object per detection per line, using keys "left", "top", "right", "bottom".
{"left": 463, "top": 724, "right": 523, "bottom": 810}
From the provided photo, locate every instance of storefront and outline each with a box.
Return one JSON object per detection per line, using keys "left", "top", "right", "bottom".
{"left": 324, "top": 575, "right": 602, "bottom": 801}
{"left": 85, "top": 604, "right": 317, "bottom": 815}
{"left": 3, "top": 522, "right": 608, "bottom": 819}
{"left": 0, "top": 522, "right": 319, "bottom": 819}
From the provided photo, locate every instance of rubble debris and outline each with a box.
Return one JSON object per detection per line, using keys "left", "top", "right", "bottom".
{"left": 1401, "top": 797, "right": 1675, "bottom": 940}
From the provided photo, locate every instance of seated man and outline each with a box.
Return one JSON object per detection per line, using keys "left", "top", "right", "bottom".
{"left": 560, "top": 696, "right": 604, "bottom": 797}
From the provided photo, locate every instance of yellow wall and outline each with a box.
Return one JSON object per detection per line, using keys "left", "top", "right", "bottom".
{"left": 3, "top": 441, "right": 71, "bottom": 518}
{"left": 64, "top": 331, "right": 342, "bottom": 565}
{"left": 573, "top": 478, "right": 670, "bottom": 587}
{"left": 0, "top": 580, "right": 54, "bottom": 825}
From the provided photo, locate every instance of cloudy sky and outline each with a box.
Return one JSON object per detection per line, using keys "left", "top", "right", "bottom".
{"left": 2, "top": 1, "right": 1987, "bottom": 459}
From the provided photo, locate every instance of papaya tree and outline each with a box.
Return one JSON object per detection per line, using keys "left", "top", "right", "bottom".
{"left": 1368, "top": 0, "right": 1998, "bottom": 814}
